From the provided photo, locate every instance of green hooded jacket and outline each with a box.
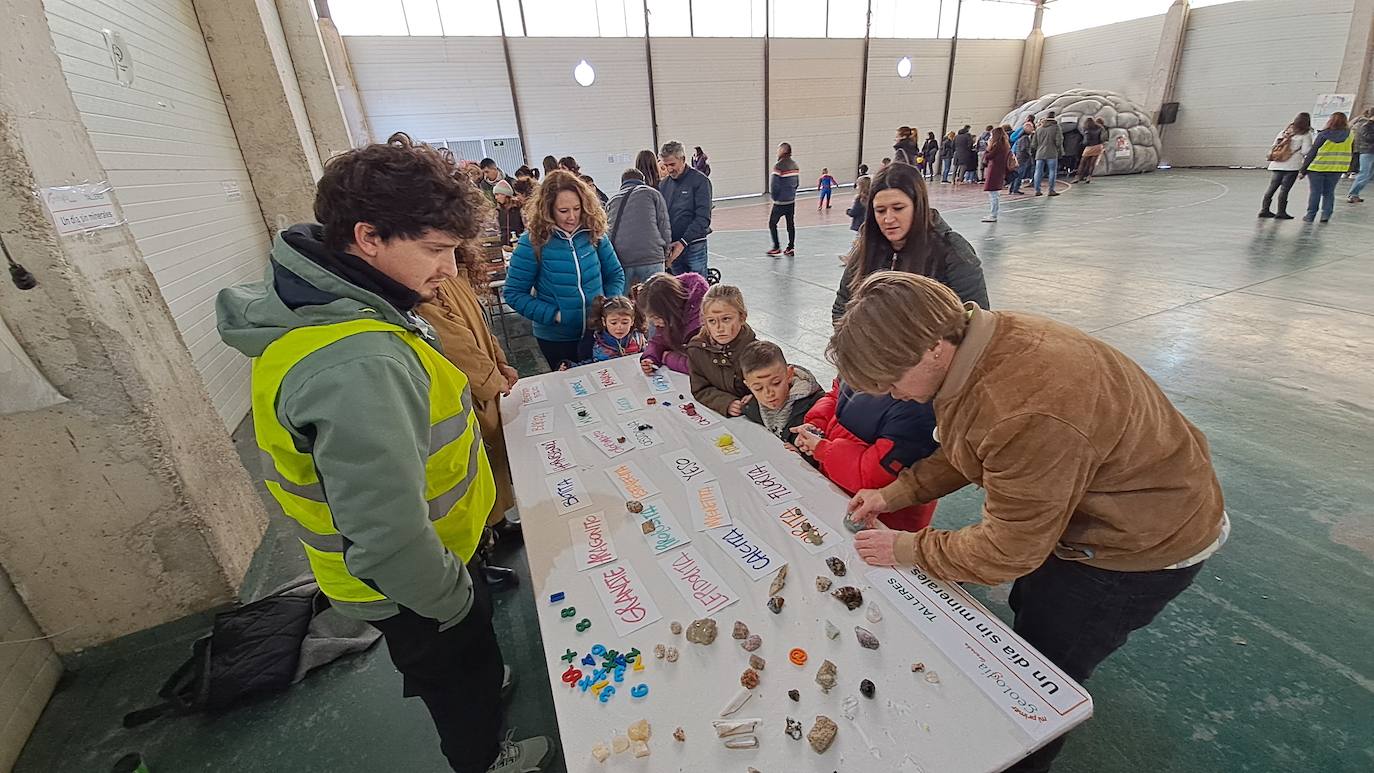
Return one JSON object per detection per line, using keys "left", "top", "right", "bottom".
{"left": 217, "top": 225, "right": 476, "bottom": 627}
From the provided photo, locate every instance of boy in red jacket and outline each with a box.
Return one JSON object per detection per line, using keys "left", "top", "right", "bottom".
{"left": 790, "top": 378, "right": 939, "bottom": 531}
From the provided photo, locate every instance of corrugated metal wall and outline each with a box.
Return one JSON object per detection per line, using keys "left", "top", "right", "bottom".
{"left": 1039, "top": 14, "right": 1165, "bottom": 105}
{"left": 0, "top": 567, "right": 62, "bottom": 772}
{"left": 1168, "top": 0, "right": 1353, "bottom": 167}
{"left": 947, "top": 39, "right": 1024, "bottom": 130}
{"left": 769, "top": 39, "right": 865, "bottom": 190}
{"left": 44, "top": 0, "right": 272, "bottom": 429}
{"left": 862, "top": 40, "right": 953, "bottom": 171}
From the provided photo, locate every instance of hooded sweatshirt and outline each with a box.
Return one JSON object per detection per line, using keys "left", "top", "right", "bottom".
{"left": 743, "top": 365, "right": 824, "bottom": 443}
{"left": 643, "top": 271, "right": 710, "bottom": 373}
{"left": 216, "top": 224, "right": 484, "bottom": 627}
{"left": 1302, "top": 128, "right": 1353, "bottom": 173}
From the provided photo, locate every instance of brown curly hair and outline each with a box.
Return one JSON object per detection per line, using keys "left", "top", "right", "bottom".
{"left": 523, "top": 170, "right": 608, "bottom": 249}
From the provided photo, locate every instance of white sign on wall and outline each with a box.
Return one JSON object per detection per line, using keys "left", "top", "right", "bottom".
{"left": 1313, "top": 93, "right": 1355, "bottom": 127}
{"left": 41, "top": 184, "right": 121, "bottom": 235}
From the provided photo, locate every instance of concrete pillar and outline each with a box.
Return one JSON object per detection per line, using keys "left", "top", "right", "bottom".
{"left": 194, "top": 0, "right": 322, "bottom": 233}
{"left": 1337, "top": 0, "right": 1374, "bottom": 113}
{"left": 318, "top": 15, "right": 373, "bottom": 146}
{"left": 1014, "top": 1, "right": 1046, "bottom": 106}
{"left": 0, "top": 0, "right": 269, "bottom": 653}
{"left": 276, "top": 0, "right": 353, "bottom": 161}
{"left": 1144, "top": 0, "right": 1190, "bottom": 125}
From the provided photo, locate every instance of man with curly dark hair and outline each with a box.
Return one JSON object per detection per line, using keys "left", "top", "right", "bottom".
{"left": 216, "top": 133, "right": 554, "bottom": 773}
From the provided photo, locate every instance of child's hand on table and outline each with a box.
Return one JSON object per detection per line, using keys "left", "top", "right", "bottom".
{"left": 727, "top": 395, "right": 752, "bottom": 417}
{"left": 639, "top": 357, "right": 658, "bottom": 375}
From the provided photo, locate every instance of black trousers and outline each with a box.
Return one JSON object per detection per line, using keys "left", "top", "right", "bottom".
{"left": 536, "top": 337, "right": 582, "bottom": 371}
{"left": 1261, "top": 170, "right": 1299, "bottom": 214}
{"left": 768, "top": 203, "right": 796, "bottom": 250}
{"left": 1004, "top": 555, "right": 1205, "bottom": 773}
{"left": 369, "top": 564, "right": 504, "bottom": 773}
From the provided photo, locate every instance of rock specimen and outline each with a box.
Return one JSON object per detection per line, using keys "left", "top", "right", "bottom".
{"left": 653, "top": 643, "right": 666, "bottom": 659}
{"left": 627, "top": 719, "right": 651, "bottom": 742}
{"left": 815, "top": 659, "right": 837, "bottom": 693}
{"left": 749, "top": 654, "right": 765, "bottom": 671}
{"left": 641, "top": 520, "right": 655, "bottom": 535}
{"left": 591, "top": 741, "right": 611, "bottom": 763}
{"left": 788, "top": 689, "right": 800, "bottom": 702}
{"left": 826, "top": 557, "right": 847, "bottom": 577}
{"left": 824, "top": 620, "right": 840, "bottom": 640}
{"left": 742, "top": 634, "right": 762, "bottom": 652}
{"left": 767, "top": 596, "right": 785, "bottom": 614}
{"left": 832, "top": 586, "right": 863, "bottom": 611}
{"left": 860, "top": 679, "right": 876, "bottom": 698}
{"left": 719, "top": 687, "right": 753, "bottom": 717}
{"left": 665, "top": 646, "right": 679, "bottom": 662}
{"left": 713, "top": 719, "right": 760, "bottom": 737}
{"left": 630, "top": 740, "right": 650, "bottom": 758}
{"left": 866, "top": 603, "right": 882, "bottom": 623}
{"left": 785, "top": 717, "right": 804, "bottom": 740}
{"left": 611, "top": 735, "right": 630, "bottom": 754}
{"left": 669, "top": 620, "right": 682, "bottom": 635}
{"left": 724, "top": 736, "right": 759, "bottom": 749}
{"left": 855, "top": 626, "right": 880, "bottom": 650}
{"left": 911, "top": 662, "right": 925, "bottom": 673}
{"left": 686, "top": 618, "right": 718, "bottom": 645}
{"left": 808, "top": 715, "right": 838, "bottom": 754}
{"left": 815, "top": 576, "right": 833, "bottom": 592}
{"left": 769, "top": 563, "right": 789, "bottom": 596}
{"left": 740, "top": 668, "right": 760, "bottom": 689}
{"left": 732, "top": 621, "right": 749, "bottom": 639}
{"left": 673, "top": 727, "right": 685, "bottom": 742}
{"left": 626, "top": 500, "right": 644, "bottom": 514}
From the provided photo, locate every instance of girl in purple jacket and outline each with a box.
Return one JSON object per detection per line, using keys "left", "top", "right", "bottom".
{"left": 634, "top": 271, "right": 709, "bottom": 373}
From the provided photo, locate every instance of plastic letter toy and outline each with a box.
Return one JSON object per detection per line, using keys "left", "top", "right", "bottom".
{"left": 581, "top": 654, "right": 596, "bottom": 666}
{"left": 578, "top": 675, "right": 594, "bottom": 692}
{"left": 630, "top": 684, "right": 649, "bottom": 699}
{"left": 633, "top": 658, "right": 645, "bottom": 672}
{"left": 562, "top": 667, "right": 583, "bottom": 686}
{"left": 560, "top": 607, "right": 577, "bottom": 618}
{"left": 549, "top": 592, "right": 566, "bottom": 604}
{"left": 598, "top": 685, "right": 617, "bottom": 703}
{"left": 576, "top": 618, "right": 592, "bottom": 632}
{"left": 591, "top": 644, "right": 608, "bottom": 657}
{"left": 591, "top": 680, "right": 608, "bottom": 695}
{"left": 614, "top": 666, "right": 626, "bottom": 683}
{"left": 561, "top": 649, "right": 578, "bottom": 663}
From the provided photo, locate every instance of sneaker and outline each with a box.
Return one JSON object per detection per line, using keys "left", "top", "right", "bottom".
{"left": 1033, "top": 191, "right": 1043, "bottom": 196}
{"left": 1301, "top": 216, "right": 1315, "bottom": 222}
{"left": 1320, "top": 218, "right": 1330, "bottom": 223}
{"left": 783, "top": 247, "right": 795, "bottom": 257}
{"left": 1350, "top": 196, "right": 1364, "bottom": 203}
{"left": 492, "top": 518, "right": 524, "bottom": 548}
{"left": 488, "top": 730, "right": 555, "bottom": 773}
{"left": 1047, "top": 191, "right": 1060, "bottom": 197}
{"left": 502, "top": 665, "right": 513, "bottom": 700}
{"left": 483, "top": 564, "right": 519, "bottom": 591}
{"left": 766, "top": 248, "right": 782, "bottom": 256}
{"left": 981, "top": 216, "right": 997, "bottom": 223}
{"left": 1275, "top": 212, "right": 1294, "bottom": 220}
{"left": 1258, "top": 210, "right": 1276, "bottom": 218}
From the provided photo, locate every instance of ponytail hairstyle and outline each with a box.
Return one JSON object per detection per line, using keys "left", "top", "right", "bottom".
{"left": 591, "top": 295, "right": 644, "bottom": 334}
{"left": 700, "top": 283, "right": 747, "bottom": 319}
{"left": 633, "top": 272, "right": 691, "bottom": 348}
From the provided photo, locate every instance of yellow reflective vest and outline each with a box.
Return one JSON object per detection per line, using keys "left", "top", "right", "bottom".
{"left": 1309, "top": 132, "right": 1353, "bottom": 173}
{"left": 251, "top": 318, "right": 493, "bottom": 606}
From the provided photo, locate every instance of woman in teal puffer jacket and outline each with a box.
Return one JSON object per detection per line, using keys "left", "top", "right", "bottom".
{"left": 505, "top": 170, "right": 626, "bottom": 368}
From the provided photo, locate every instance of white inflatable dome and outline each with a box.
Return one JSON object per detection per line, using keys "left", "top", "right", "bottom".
{"left": 1001, "top": 89, "right": 1162, "bottom": 175}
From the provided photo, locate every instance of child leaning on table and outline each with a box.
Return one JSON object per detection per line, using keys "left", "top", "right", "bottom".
{"left": 634, "top": 271, "right": 709, "bottom": 374}
{"left": 738, "top": 340, "right": 824, "bottom": 457}
{"left": 557, "top": 295, "right": 647, "bottom": 370}
{"left": 790, "top": 378, "right": 939, "bottom": 531}
{"left": 687, "top": 284, "right": 756, "bottom": 417}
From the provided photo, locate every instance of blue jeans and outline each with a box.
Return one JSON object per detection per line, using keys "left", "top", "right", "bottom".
{"left": 621, "top": 262, "right": 662, "bottom": 291}
{"left": 1306, "top": 172, "right": 1340, "bottom": 220}
{"left": 1349, "top": 152, "right": 1374, "bottom": 197}
{"left": 1008, "top": 165, "right": 1024, "bottom": 193}
{"left": 941, "top": 157, "right": 952, "bottom": 182}
{"left": 670, "top": 240, "right": 708, "bottom": 276}
{"left": 1033, "top": 158, "right": 1058, "bottom": 193}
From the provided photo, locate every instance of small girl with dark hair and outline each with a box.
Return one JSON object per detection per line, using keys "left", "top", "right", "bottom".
{"left": 634, "top": 271, "right": 709, "bottom": 374}
{"left": 557, "top": 295, "right": 648, "bottom": 370}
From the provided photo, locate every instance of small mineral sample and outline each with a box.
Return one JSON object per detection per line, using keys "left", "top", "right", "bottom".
{"left": 665, "top": 646, "right": 679, "bottom": 662}
{"left": 815, "top": 576, "right": 833, "bottom": 592}
{"left": 627, "top": 719, "right": 651, "bottom": 742}
{"left": 767, "top": 596, "right": 785, "bottom": 614}
{"left": 788, "top": 689, "right": 800, "bottom": 702}
{"left": 855, "top": 626, "right": 880, "bottom": 650}
{"left": 686, "top": 618, "right": 718, "bottom": 645}
{"left": 713, "top": 719, "right": 760, "bottom": 737}
{"left": 860, "top": 679, "right": 876, "bottom": 698}
{"left": 732, "top": 621, "right": 749, "bottom": 639}
{"left": 815, "top": 660, "right": 838, "bottom": 693}
{"left": 630, "top": 740, "right": 650, "bottom": 758}
{"left": 653, "top": 643, "right": 666, "bottom": 659}
{"left": 740, "top": 668, "right": 760, "bottom": 689}
{"left": 718, "top": 687, "right": 753, "bottom": 717}
{"left": 669, "top": 620, "right": 682, "bottom": 635}
{"left": 591, "top": 741, "right": 611, "bottom": 763}
{"left": 724, "top": 736, "right": 759, "bottom": 749}
{"left": 673, "top": 727, "right": 685, "bottom": 742}
{"left": 641, "top": 520, "right": 655, "bottom": 535}
{"left": 626, "top": 500, "right": 644, "bottom": 514}
{"left": 824, "top": 620, "right": 840, "bottom": 640}
{"left": 866, "top": 603, "right": 883, "bottom": 623}
{"left": 826, "top": 557, "right": 847, "bottom": 577}
{"left": 769, "top": 563, "right": 789, "bottom": 596}
{"left": 808, "top": 715, "right": 838, "bottom": 754}
{"left": 911, "top": 662, "right": 926, "bottom": 673}
{"left": 749, "top": 654, "right": 765, "bottom": 671}
{"left": 925, "top": 671, "right": 941, "bottom": 684}
{"left": 832, "top": 586, "right": 863, "bottom": 611}
{"left": 611, "top": 735, "right": 630, "bottom": 754}
{"left": 785, "top": 717, "right": 804, "bottom": 740}
{"left": 742, "top": 634, "right": 762, "bottom": 652}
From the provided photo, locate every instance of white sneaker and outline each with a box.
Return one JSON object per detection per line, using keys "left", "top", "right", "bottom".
{"left": 981, "top": 216, "right": 998, "bottom": 222}
{"left": 487, "top": 730, "right": 555, "bottom": 773}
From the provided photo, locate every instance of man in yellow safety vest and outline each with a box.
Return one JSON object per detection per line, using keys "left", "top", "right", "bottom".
{"left": 217, "top": 137, "right": 553, "bottom": 773}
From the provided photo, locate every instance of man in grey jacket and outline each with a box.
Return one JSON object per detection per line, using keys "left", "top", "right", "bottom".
{"left": 606, "top": 168, "right": 672, "bottom": 288}
{"left": 1033, "top": 112, "right": 1065, "bottom": 196}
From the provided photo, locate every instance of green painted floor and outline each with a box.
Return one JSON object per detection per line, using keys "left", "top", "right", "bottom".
{"left": 17, "top": 170, "right": 1374, "bottom": 772}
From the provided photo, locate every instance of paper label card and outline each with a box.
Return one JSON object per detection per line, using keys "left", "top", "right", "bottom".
{"left": 525, "top": 409, "right": 554, "bottom": 437}
{"left": 705, "top": 429, "right": 752, "bottom": 460}
{"left": 591, "top": 562, "right": 663, "bottom": 637}
{"left": 632, "top": 498, "right": 691, "bottom": 554}
{"left": 566, "top": 376, "right": 596, "bottom": 398}
{"left": 741, "top": 461, "right": 802, "bottom": 503}
{"left": 582, "top": 428, "right": 633, "bottom": 459}
{"left": 518, "top": 382, "right": 548, "bottom": 405}
{"left": 645, "top": 370, "right": 674, "bottom": 393}
{"left": 537, "top": 437, "right": 577, "bottom": 474}
{"left": 620, "top": 419, "right": 664, "bottom": 449}
{"left": 591, "top": 366, "right": 624, "bottom": 390}
{"left": 607, "top": 391, "right": 640, "bottom": 416}
{"left": 546, "top": 471, "right": 593, "bottom": 515}
{"left": 659, "top": 546, "right": 740, "bottom": 616}
{"left": 659, "top": 449, "right": 715, "bottom": 486}
{"left": 565, "top": 399, "right": 601, "bottom": 429}
{"left": 569, "top": 511, "right": 618, "bottom": 571}
{"left": 606, "top": 461, "right": 661, "bottom": 501}
{"left": 766, "top": 502, "right": 838, "bottom": 555}
{"left": 687, "top": 480, "right": 733, "bottom": 531}
{"left": 707, "top": 522, "right": 782, "bottom": 582}
{"left": 675, "top": 402, "right": 720, "bottom": 429}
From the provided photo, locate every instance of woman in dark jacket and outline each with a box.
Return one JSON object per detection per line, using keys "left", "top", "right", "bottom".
{"left": 893, "top": 126, "right": 920, "bottom": 166}
{"left": 921, "top": 132, "right": 940, "bottom": 180}
{"left": 1076, "top": 117, "right": 1107, "bottom": 183}
{"left": 832, "top": 162, "right": 989, "bottom": 320}
{"left": 954, "top": 127, "right": 977, "bottom": 183}
{"left": 939, "top": 132, "right": 956, "bottom": 184}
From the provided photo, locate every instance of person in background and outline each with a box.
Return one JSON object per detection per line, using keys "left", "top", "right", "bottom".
{"left": 975, "top": 125, "right": 992, "bottom": 183}
{"left": 817, "top": 167, "right": 837, "bottom": 211}
{"left": 1076, "top": 117, "right": 1107, "bottom": 183}
{"left": 1033, "top": 111, "right": 1064, "bottom": 196}
{"left": 922, "top": 132, "right": 940, "bottom": 180}
{"left": 1347, "top": 107, "right": 1374, "bottom": 203}
{"left": 1259, "top": 111, "right": 1313, "bottom": 220}
{"left": 881, "top": 157, "right": 893, "bottom": 171}
{"left": 767, "top": 142, "right": 800, "bottom": 257}
{"left": 687, "top": 284, "right": 757, "bottom": 417}
{"left": 739, "top": 340, "right": 824, "bottom": 447}
{"left": 856, "top": 163, "right": 870, "bottom": 181}
{"left": 692, "top": 145, "right": 712, "bottom": 177}
{"left": 1300, "top": 111, "right": 1352, "bottom": 223}
{"left": 894, "top": 126, "right": 920, "bottom": 166}
{"left": 635, "top": 149, "right": 661, "bottom": 188}
{"left": 981, "top": 126, "right": 1012, "bottom": 223}
{"left": 1060, "top": 121, "right": 1083, "bottom": 180}
{"left": 635, "top": 270, "right": 709, "bottom": 374}
{"left": 216, "top": 132, "right": 553, "bottom": 773}
{"left": 606, "top": 167, "right": 673, "bottom": 288}
{"left": 503, "top": 171, "right": 626, "bottom": 368}
{"left": 513, "top": 165, "right": 535, "bottom": 181}
{"left": 847, "top": 175, "right": 872, "bottom": 235}
{"left": 833, "top": 162, "right": 989, "bottom": 320}
{"left": 491, "top": 180, "right": 524, "bottom": 246}
{"left": 940, "top": 132, "right": 956, "bottom": 184}
{"left": 477, "top": 158, "right": 514, "bottom": 205}
{"left": 578, "top": 174, "right": 609, "bottom": 206}
{"left": 658, "top": 140, "right": 714, "bottom": 276}
{"left": 954, "top": 126, "right": 976, "bottom": 184}
{"left": 1010, "top": 121, "right": 1035, "bottom": 195}
{"left": 541, "top": 155, "right": 559, "bottom": 177}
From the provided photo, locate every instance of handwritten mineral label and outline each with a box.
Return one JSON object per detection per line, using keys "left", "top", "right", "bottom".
{"left": 607, "top": 391, "right": 639, "bottom": 416}
{"left": 565, "top": 376, "right": 596, "bottom": 398}
{"left": 606, "top": 461, "right": 660, "bottom": 501}
{"left": 525, "top": 409, "right": 554, "bottom": 437}
{"left": 620, "top": 419, "right": 664, "bottom": 449}
{"left": 565, "top": 399, "right": 601, "bottom": 429}
{"left": 706, "top": 522, "right": 780, "bottom": 582}
{"left": 658, "top": 546, "right": 739, "bottom": 616}
{"left": 591, "top": 562, "right": 662, "bottom": 637}
{"left": 660, "top": 449, "right": 714, "bottom": 485}
{"left": 741, "top": 461, "right": 801, "bottom": 503}
{"left": 766, "top": 501, "right": 838, "bottom": 555}
{"left": 687, "top": 480, "right": 732, "bottom": 531}
{"left": 645, "top": 371, "right": 674, "bottom": 393}
{"left": 582, "top": 428, "right": 633, "bottom": 459}
{"left": 518, "top": 382, "right": 548, "bottom": 405}
{"left": 537, "top": 437, "right": 577, "bottom": 474}
{"left": 546, "top": 471, "right": 592, "bottom": 515}
{"left": 569, "top": 512, "right": 618, "bottom": 571}
{"left": 632, "top": 498, "right": 691, "bottom": 554}
{"left": 591, "top": 366, "right": 624, "bottom": 390}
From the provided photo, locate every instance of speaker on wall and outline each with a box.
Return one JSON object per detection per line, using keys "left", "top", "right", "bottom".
{"left": 1158, "top": 102, "right": 1180, "bottom": 125}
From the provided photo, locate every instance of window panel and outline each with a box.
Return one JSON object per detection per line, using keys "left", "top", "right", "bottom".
{"left": 522, "top": 0, "right": 602, "bottom": 36}
{"left": 770, "top": 0, "right": 825, "bottom": 37}
{"left": 690, "top": 0, "right": 757, "bottom": 36}
{"left": 402, "top": 0, "right": 443, "bottom": 35}
{"left": 646, "top": 0, "right": 691, "bottom": 36}
{"left": 330, "top": 0, "right": 409, "bottom": 36}
{"left": 827, "top": 0, "right": 869, "bottom": 38}
{"left": 437, "top": 0, "right": 502, "bottom": 35}
{"left": 498, "top": 0, "right": 526, "bottom": 34}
